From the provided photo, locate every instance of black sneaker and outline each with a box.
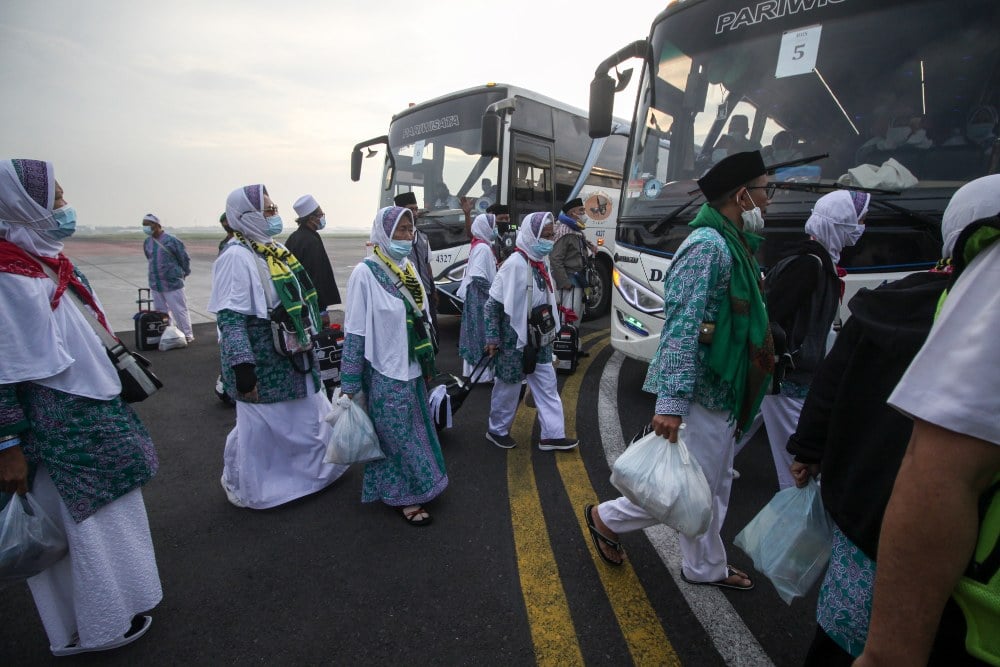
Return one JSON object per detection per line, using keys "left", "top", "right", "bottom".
{"left": 486, "top": 431, "right": 517, "bottom": 449}
{"left": 538, "top": 437, "right": 579, "bottom": 451}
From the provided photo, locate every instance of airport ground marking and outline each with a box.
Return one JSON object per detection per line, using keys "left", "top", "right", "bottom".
{"left": 509, "top": 393, "right": 585, "bottom": 665}
{"left": 557, "top": 336, "right": 682, "bottom": 666}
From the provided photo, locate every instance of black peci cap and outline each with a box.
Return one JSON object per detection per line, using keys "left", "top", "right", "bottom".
{"left": 697, "top": 151, "right": 766, "bottom": 201}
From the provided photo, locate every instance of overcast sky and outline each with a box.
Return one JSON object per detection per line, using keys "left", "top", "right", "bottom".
{"left": 0, "top": 1, "right": 666, "bottom": 232}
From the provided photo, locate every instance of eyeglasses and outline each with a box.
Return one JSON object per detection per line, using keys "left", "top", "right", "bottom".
{"left": 747, "top": 184, "right": 779, "bottom": 199}
{"left": 263, "top": 205, "right": 279, "bottom": 215}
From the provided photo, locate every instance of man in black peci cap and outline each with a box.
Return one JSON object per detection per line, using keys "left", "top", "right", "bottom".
{"left": 585, "top": 152, "right": 774, "bottom": 591}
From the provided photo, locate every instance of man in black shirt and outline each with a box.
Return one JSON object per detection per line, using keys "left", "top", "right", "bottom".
{"left": 287, "top": 194, "right": 341, "bottom": 326}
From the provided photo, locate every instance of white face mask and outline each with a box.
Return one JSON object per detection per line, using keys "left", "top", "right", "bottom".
{"left": 739, "top": 190, "right": 765, "bottom": 234}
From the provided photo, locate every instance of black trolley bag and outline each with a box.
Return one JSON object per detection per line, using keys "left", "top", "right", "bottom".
{"left": 430, "top": 353, "right": 493, "bottom": 431}
{"left": 313, "top": 323, "right": 345, "bottom": 398}
{"left": 134, "top": 288, "right": 169, "bottom": 351}
{"left": 552, "top": 323, "right": 580, "bottom": 374}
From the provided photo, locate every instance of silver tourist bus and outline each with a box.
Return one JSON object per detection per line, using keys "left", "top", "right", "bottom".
{"left": 352, "top": 83, "right": 628, "bottom": 318}
{"left": 589, "top": 0, "right": 999, "bottom": 362}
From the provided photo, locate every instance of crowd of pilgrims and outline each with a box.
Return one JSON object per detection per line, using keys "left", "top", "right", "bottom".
{"left": 1, "top": 153, "right": 998, "bottom": 664}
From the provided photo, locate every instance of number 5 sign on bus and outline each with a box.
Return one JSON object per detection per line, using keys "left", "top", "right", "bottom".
{"left": 775, "top": 24, "right": 822, "bottom": 79}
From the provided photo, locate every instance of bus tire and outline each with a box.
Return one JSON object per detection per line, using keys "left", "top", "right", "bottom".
{"left": 584, "top": 258, "right": 612, "bottom": 320}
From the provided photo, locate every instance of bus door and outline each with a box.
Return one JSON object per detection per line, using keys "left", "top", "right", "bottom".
{"left": 510, "top": 134, "right": 555, "bottom": 224}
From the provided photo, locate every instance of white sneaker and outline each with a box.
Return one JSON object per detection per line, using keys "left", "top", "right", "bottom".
{"left": 52, "top": 615, "right": 152, "bottom": 656}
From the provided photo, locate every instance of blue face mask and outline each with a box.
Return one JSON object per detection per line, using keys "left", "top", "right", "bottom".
{"left": 317, "top": 216, "right": 327, "bottom": 231}
{"left": 532, "top": 239, "right": 554, "bottom": 256}
{"left": 143, "top": 225, "right": 154, "bottom": 236}
{"left": 387, "top": 239, "right": 412, "bottom": 260}
{"left": 266, "top": 215, "right": 283, "bottom": 237}
{"left": 48, "top": 206, "right": 77, "bottom": 239}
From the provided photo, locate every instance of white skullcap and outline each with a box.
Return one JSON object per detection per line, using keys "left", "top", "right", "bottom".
{"left": 142, "top": 213, "right": 160, "bottom": 224}
{"left": 293, "top": 194, "right": 320, "bottom": 219}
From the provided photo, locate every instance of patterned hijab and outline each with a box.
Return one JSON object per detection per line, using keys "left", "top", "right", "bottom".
{"left": 0, "top": 159, "right": 64, "bottom": 257}
{"left": 804, "top": 190, "right": 870, "bottom": 265}
{"left": 515, "top": 212, "right": 554, "bottom": 261}
{"left": 370, "top": 206, "right": 413, "bottom": 259}
{"left": 226, "top": 184, "right": 272, "bottom": 244}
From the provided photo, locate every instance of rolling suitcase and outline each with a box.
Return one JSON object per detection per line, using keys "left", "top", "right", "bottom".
{"left": 313, "top": 323, "right": 345, "bottom": 397}
{"left": 134, "top": 288, "right": 169, "bottom": 351}
{"left": 553, "top": 323, "right": 579, "bottom": 374}
{"left": 429, "top": 353, "right": 492, "bottom": 431}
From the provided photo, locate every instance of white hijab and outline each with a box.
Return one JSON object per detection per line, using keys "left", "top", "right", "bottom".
{"left": 226, "top": 184, "right": 272, "bottom": 244}
{"left": 804, "top": 190, "right": 870, "bottom": 265}
{"left": 342, "top": 205, "right": 424, "bottom": 381}
{"left": 488, "top": 212, "right": 558, "bottom": 349}
{"left": 0, "top": 158, "right": 119, "bottom": 399}
{"left": 941, "top": 174, "right": 1000, "bottom": 258}
{"left": 369, "top": 205, "right": 415, "bottom": 268}
{"left": 0, "top": 159, "right": 63, "bottom": 257}
{"left": 516, "top": 211, "right": 553, "bottom": 261}
{"left": 208, "top": 183, "right": 280, "bottom": 318}
{"left": 458, "top": 214, "right": 497, "bottom": 299}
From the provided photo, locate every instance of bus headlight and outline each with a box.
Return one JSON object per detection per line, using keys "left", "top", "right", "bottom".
{"left": 613, "top": 267, "right": 664, "bottom": 315}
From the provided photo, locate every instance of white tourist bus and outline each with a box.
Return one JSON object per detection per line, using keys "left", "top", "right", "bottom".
{"left": 352, "top": 83, "right": 628, "bottom": 318}
{"left": 589, "top": 0, "right": 999, "bottom": 362}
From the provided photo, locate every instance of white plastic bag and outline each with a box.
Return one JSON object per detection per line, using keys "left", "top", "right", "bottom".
{"left": 610, "top": 427, "right": 713, "bottom": 538}
{"left": 324, "top": 389, "right": 382, "bottom": 465}
{"left": 734, "top": 479, "right": 833, "bottom": 604}
{"left": 158, "top": 325, "right": 187, "bottom": 351}
{"left": 0, "top": 492, "right": 68, "bottom": 587}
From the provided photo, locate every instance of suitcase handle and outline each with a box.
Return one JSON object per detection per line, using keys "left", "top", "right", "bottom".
{"left": 467, "top": 352, "right": 494, "bottom": 384}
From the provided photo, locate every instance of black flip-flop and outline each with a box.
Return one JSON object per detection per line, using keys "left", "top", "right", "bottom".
{"left": 680, "top": 565, "right": 755, "bottom": 591}
{"left": 584, "top": 504, "right": 624, "bottom": 566}
{"left": 401, "top": 506, "right": 433, "bottom": 527}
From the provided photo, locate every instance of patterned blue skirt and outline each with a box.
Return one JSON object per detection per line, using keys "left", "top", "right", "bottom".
{"left": 360, "top": 366, "right": 448, "bottom": 506}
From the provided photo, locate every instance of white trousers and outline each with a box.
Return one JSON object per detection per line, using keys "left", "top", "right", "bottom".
{"left": 760, "top": 394, "right": 806, "bottom": 490}
{"left": 597, "top": 403, "right": 736, "bottom": 582}
{"left": 488, "top": 362, "right": 565, "bottom": 440}
{"left": 152, "top": 287, "right": 193, "bottom": 339}
{"left": 27, "top": 465, "right": 162, "bottom": 652}
{"left": 558, "top": 287, "right": 584, "bottom": 324}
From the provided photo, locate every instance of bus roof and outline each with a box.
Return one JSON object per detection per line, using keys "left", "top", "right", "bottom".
{"left": 390, "top": 83, "right": 593, "bottom": 124}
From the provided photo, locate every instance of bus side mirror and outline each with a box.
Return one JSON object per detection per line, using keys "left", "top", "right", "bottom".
{"left": 589, "top": 74, "right": 615, "bottom": 138}
{"left": 481, "top": 113, "right": 501, "bottom": 157}
{"left": 350, "top": 148, "right": 363, "bottom": 182}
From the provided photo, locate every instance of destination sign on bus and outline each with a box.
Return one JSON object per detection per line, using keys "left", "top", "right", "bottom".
{"left": 715, "top": 0, "right": 844, "bottom": 34}
{"left": 401, "top": 115, "right": 460, "bottom": 141}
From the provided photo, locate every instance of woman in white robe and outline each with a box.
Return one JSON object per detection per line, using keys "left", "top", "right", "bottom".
{"left": 341, "top": 206, "right": 447, "bottom": 526}
{"left": 0, "top": 159, "right": 161, "bottom": 656}
{"left": 457, "top": 213, "right": 497, "bottom": 382}
{"left": 208, "top": 184, "right": 347, "bottom": 509}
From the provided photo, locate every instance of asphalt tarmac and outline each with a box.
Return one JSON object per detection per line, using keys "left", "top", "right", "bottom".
{"left": 1, "top": 237, "right": 821, "bottom": 665}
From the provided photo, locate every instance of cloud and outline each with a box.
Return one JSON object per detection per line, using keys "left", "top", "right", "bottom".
{"left": 1, "top": 0, "right": 664, "bottom": 231}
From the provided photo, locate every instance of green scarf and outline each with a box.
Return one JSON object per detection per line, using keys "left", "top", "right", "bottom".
{"left": 235, "top": 231, "right": 321, "bottom": 345}
{"left": 365, "top": 255, "right": 437, "bottom": 379}
{"left": 936, "top": 218, "right": 1000, "bottom": 317}
{"left": 688, "top": 203, "right": 774, "bottom": 435}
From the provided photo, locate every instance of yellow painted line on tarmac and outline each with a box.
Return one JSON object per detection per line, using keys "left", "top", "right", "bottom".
{"left": 509, "top": 401, "right": 584, "bottom": 665}
{"left": 557, "top": 334, "right": 681, "bottom": 667}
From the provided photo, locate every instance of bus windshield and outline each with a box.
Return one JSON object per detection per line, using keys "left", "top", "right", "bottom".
{"left": 384, "top": 90, "right": 505, "bottom": 250}
{"left": 624, "top": 0, "right": 1000, "bottom": 219}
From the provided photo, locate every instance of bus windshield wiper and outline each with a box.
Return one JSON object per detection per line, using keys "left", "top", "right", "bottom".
{"left": 765, "top": 152, "right": 829, "bottom": 173}
{"left": 650, "top": 193, "right": 704, "bottom": 234}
